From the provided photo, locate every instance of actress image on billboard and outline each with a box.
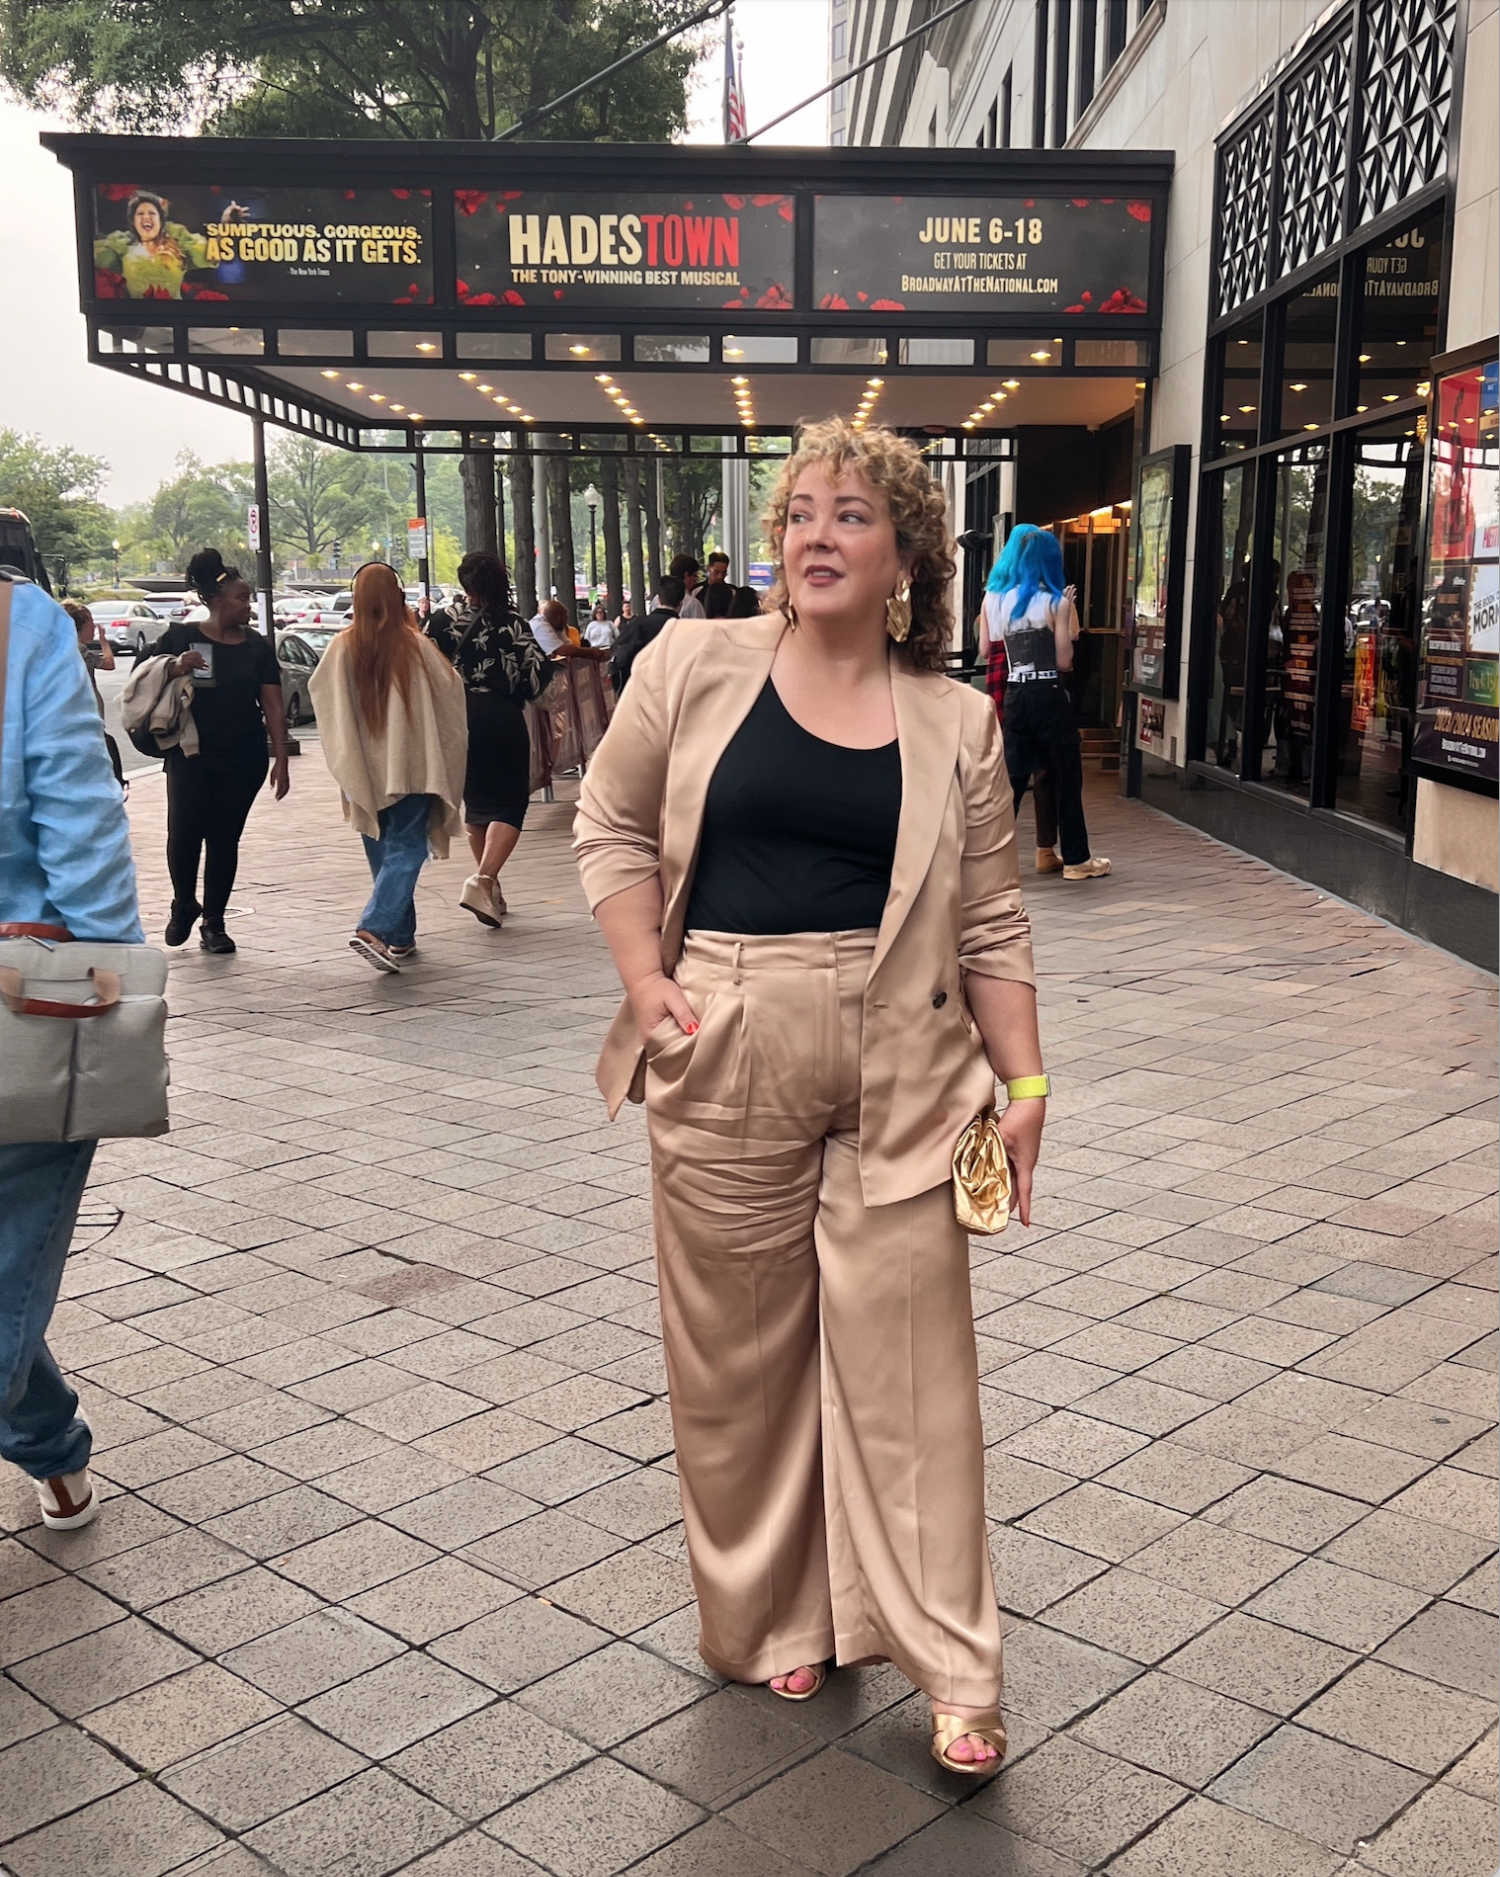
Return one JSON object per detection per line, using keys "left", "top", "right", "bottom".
{"left": 93, "top": 191, "right": 245, "bottom": 299}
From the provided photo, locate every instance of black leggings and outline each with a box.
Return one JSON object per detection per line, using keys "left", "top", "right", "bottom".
{"left": 1003, "top": 682, "right": 1091, "bottom": 867}
{"left": 164, "top": 746, "right": 267, "bottom": 925}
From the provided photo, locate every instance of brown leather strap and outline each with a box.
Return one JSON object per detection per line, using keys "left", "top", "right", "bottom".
{"left": 0, "top": 965, "right": 122, "bottom": 1019}
{"left": 0, "top": 923, "right": 72, "bottom": 941}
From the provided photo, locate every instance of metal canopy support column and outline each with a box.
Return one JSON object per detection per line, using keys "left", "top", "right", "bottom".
{"left": 413, "top": 439, "right": 431, "bottom": 601}
{"left": 252, "top": 412, "right": 297, "bottom": 758}
{"left": 721, "top": 444, "right": 749, "bottom": 584}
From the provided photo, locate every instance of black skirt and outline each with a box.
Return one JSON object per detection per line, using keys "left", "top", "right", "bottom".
{"left": 463, "top": 687, "right": 532, "bottom": 828}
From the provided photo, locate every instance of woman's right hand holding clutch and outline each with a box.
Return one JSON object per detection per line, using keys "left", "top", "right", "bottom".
{"left": 630, "top": 971, "right": 699, "bottom": 1043}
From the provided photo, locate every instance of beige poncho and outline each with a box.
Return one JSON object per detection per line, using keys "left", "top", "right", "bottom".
{"left": 309, "top": 631, "right": 468, "bottom": 855}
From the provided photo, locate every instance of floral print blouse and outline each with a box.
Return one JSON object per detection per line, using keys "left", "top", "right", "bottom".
{"left": 426, "top": 599, "right": 551, "bottom": 707}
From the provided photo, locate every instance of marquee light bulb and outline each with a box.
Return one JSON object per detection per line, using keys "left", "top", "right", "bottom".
{"left": 415, "top": 341, "right": 437, "bottom": 353}
{"left": 320, "top": 369, "right": 340, "bottom": 380}
{"left": 1003, "top": 379, "right": 1020, "bottom": 390}
{"left": 347, "top": 381, "right": 363, "bottom": 391}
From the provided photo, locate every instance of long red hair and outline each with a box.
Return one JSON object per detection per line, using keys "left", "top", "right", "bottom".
{"left": 347, "top": 562, "right": 421, "bottom": 735}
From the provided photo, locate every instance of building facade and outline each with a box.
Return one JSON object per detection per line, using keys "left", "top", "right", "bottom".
{"left": 843, "top": 0, "right": 1498, "bottom": 968}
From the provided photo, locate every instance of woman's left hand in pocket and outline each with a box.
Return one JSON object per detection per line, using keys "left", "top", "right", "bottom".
{"left": 998, "top": 1097, "right": 1045, "bottom": 1228}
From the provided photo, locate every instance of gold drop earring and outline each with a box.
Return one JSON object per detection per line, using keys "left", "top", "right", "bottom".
{"left": 885, "top": 576, "right": 912, "bottom": 643}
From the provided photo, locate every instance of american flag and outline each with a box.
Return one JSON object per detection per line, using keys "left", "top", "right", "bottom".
{"left": 724, "top": 14, "right": 746, "bottom": 142}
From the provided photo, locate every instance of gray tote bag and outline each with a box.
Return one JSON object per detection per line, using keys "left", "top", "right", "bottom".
{"left": 0, "top": 582, "right": 170, "bottom": 1142}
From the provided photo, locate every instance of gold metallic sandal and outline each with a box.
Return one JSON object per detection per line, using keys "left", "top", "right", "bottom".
{"left": 768, "top": 1663, "right": 827, "bottom": 1702}
{"left": 931, "top": 1708, "right": 1007, "bottom": 1776}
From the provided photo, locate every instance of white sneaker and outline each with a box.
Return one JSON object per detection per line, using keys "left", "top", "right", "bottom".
{"left": 460, "top": 873, "right": 503, "bottom": 928}
{"left": 37, "top": 1469, "right": 99, "bottom": 1531}
{"left": 1062, "top": 856, "right": 1112, "bottom": 880}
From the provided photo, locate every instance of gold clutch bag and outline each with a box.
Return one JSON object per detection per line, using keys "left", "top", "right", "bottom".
{"left": 952, "top": 1111, "right": 1013, "bottom": 1235}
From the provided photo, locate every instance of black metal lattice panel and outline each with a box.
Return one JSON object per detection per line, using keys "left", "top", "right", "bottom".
{"left": 1216, "top": 106, "right": 1274, "bottom": 318}
{"left": 1356, "top": 0, "right": 1457, "bottom": 224}
{"left": 1279, "top": 27, "right": 1353, "bottom": 278}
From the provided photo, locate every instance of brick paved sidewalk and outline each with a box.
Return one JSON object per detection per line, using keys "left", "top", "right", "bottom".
{"left": 1, "top": 759, "right": 1494, "bottom": 1877}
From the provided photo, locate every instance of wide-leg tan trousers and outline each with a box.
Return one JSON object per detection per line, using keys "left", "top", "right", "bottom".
{"left": 644, "top": 929, "right": 1004, "bottom": 1707}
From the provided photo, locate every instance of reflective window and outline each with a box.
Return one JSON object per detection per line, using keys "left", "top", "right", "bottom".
{"left": 1334, "top": 422, "right": 1424, "bottom": 826}
{"left": 988, "top": 338, "right": 1062, "bottom": 368}
{"left": 1207, "top": 463, "right": 1256, "bottom": 769}
{"left": 1354, "top": 210, "right": 1443, "bottom": 417}
{"left": 457, "top": 332, "right": 533, "bottom": 360}
{"left": 544, "top": 332, "right": 622, "bottom": 362}
{"left": 723, "top": 334, "right": 797, "bottom": 363}
{"left": 899, "top": 337, "right": 975, "bottom": 365}
{"left": 1258, "top": 442, "right": 1331, "bottom": 794}
{"left": 1278, "top": 268, "right": 1339, "bottom": 434}
{"left": 1075, "top": 338, "right": 1149, "bottom": 367}
{"left": 810, "top": 336, "right": 887, "bottom": 365}
{"left": 1216, "top": 311, "right": 1263, "bottom": 454}
{"left": 633, "top": 335, "right": 710, "bottom": 363}
{"left": 187, "top": 327, "right": 263, "bottom": 356}
{"left": 277, "top": 329, "right": 354, "bottom": 357}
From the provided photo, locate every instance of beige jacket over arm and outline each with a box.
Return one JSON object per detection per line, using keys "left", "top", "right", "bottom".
{"left": 573, "top": 614, "right": 1036, "bottom": 1208}
{"left": 309, "top": 632, "right": 468, "bottom": 855}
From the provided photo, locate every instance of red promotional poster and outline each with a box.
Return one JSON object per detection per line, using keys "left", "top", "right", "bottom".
{"left": 454, "top": 190, "right": 796, "bottom": 310}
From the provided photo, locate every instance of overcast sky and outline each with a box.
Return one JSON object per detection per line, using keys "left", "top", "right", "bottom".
{"left": 1, "top": 1, "right": 830, "bottom": 508}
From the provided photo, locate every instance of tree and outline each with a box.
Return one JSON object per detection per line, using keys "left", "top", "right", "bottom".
{"left": 2, "top": 0, "right": 706, "bottom": 144}
{"left": 148, "top": 450, "right": 251, "bottom": 568}
{"left": 599, "top": 452, "right": 625, "bottom": 617}
{"left": 269, "top": 436, "right": 372, "bottom": 561}
{"left": 510, "top": 445, "right": 537, "bottom": 614}
{"left": 545, "top": 445, "right": 577, "bottom": 610}
{"left": 624, "top": 457, "right": 647, "bottom": 610}
{"left": 0, "top": 429, "right": 112, "bottom": 570}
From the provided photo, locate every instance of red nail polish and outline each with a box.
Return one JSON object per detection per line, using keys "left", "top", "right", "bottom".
{"left": 686, "top": 1022, "right": 699, "bottom": 1035}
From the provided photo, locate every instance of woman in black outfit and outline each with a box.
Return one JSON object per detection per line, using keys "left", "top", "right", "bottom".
{"left": 425, "top": 551, "right": 549, "bottom": 931}
{"left": 152, "top": 549, "right": 289, "bottom": 954}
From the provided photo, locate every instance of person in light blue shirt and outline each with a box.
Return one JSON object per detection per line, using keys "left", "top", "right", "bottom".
{"left": 0, "top": 573, "right": 142, "bottom": 1533}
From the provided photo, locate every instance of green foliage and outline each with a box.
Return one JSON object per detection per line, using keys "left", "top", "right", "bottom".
{"left": 0, "top": 428, "right": 112, "bottom": 567}
{"left": 0, "top": 0, "right": 705, "bottom": 142}
{"left": 148, "top": 451, "right": 253, "bottom": 571}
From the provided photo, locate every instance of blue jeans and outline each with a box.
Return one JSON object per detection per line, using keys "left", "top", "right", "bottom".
{"left": 358, "top": 793, "right": 431, "bottom": 947}
{"left": 0, "top": 1140, "right": 95, "bottom": 1481}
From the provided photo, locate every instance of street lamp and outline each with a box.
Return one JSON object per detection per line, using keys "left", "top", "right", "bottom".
{"left": 111, "top": 538, "right": 120, "bottom": 587}
{"left": 584, "top": 483, "right": 600, "bottom": 590}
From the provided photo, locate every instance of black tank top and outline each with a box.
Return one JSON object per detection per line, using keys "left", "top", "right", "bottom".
{"left": 685, "top": 679, "right": 902, "bottom": 935}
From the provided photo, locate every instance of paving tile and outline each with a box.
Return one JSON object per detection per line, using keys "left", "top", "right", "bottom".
{"left": 487, "top": 1435, "right": 637, "bottom": 1506}
{"left": 1014, "top": 1754, "right": 1186, "bottom": 1867}
{"left": 1072, "top": 1374, "right": 1215, "bottom": 1436}
{"left": 0, "top": 1726, "right": 136, "bottom": 1839}
{"left": 1019, "top": 1481, "right": 1185, "bottom": 1561}
{"left": 0, "top": 1678, "right": 54, "bottom": 1751}
{"left": 272, "top": 1518, "right": 441, "bottom": 1599}
{"left": 1298, "top": 1660, "right": 1495, "bottom": 1774}
{"left": 988, "top": 1526, "right": 1109, "bottom": 1617}
{"left": 1447, "top": 1554, "right": 1498, "bottom": 1612}
{"left": 1073, "top": 1668, "right": 1276, "bottom": 1787}
{"left": 1108, "top": 1792, "right": 1344, "bottom": 1877}
{"left": 464, "top": 1506, "right": 627, "bottom": 1589}
{"left": 139, "top": 1455, "right": 291, "bottom": 1523}
{"left": 1044, "top": 1566, "right": 1225, "bottom": 1663}
{"left": 347, "top": 1555, "right": 523, "bottom": 1644}
{"left": 384, "top": 1479, "right": 540, "bottom": 1550}
{"left": 1247, "top": 1559, "right": 1429, "bottom": 1653}
{"left": 222, "top": 1608, "right": 406, "bottom": 1704}
{"left": 546, "top": 1545, "right": 695, "bottom": 1635}
{"left": 202, "top": 1485, "right": 361, "bottom": 1559}
{"left": 865, "top": 1807, "right": 1086, "bottom": 1876}
{"left": 1, "top": 1780, "right": 223, "bottom": 1877}
{"left": 402, "top": 1831, "right": 550, "bottom": 1876}
{"left": 1129, "top": 1519, "right": 1301, "bottom": 1605}
{"left": 998, "top": 1621, "right": 1141, "bottom": 1728}
{"left": 1447, "top": 1728, "right": 1498, "bottom": 1804}
{"left": 1097, "top": 1440, "right": 1256, "bottom": 1513}
{"left": 1385, "top": 1463, "right": 1495, "bottom": 1538}
{"left": 1274, "top": 1433, "right": 1436, "bottom": 1504}
{"left": 161, "top": 1713, "right": 367, "bottom": 1831}
{"left": 1209, "top": 1724, "right": 1425, "bottom": 1854}
{"left": 984, "top": 1452, "right": 1074, "bottom": 1520}
{"left": 244, "top": 1766, "right": 457, "bottom": 1877}
{"left": 74, "top": 1527, "right": 250, "bottom": 1610}
{"left": 489, "top": 1754, "right": 707, "bottom": 1877}
{"left": 1360, "top": 1783, "right": 1498, "bottom": 1877}
{"left": 567, "top": 1466, "right": 683, "bottom": 1540}
{"left": 722, "top": 1745, "right": 944, "bottom": 1877}
{"left": 1164, "top": 1611, "right": 1355, "bottom": 1714}
{"left": 390, "top": 1700, "right": 593, "bottom": 1820}
{"left": 149, "top": 1566, "right": 325, "bottom": 1655}
{"left": 616, "top": 1815, "right": 809, "bottom": 1877}
{"left": 9, "top": 1613, "right": 199, "bottom": 1718}
{"left": 0, "top": 1576, "right": 126, "bottom": 1666}
{"left": 999, "top": 1408, "right": 1151, "bottom": 1477}
{"left": 1319, "top": 1508, "right": 1495, "bottom": 1595}
{"left": 1204, "top": 1475, "right": 1368, "bottom": 1551}
{"left": 297, "top": 1650, "right": 492, "bottom": 1757}
{"left": 85, "top": 1660, "right": 281, "bottom": 1772}
{"left": 615, "top": 1683, "right": 820, "bottom": 1806}
{"left": 429, "top": 1595, "right": 612, "bottom": 1693}
{"left": 1375, "top": 1601, "right": 1499, "bottom": 1700}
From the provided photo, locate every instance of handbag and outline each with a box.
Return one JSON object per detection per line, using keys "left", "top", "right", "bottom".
{"left": 0, "top": 584, "right": 170, "bottom": 1143}
{"left": 952, "top": 1110, "right": 1013, "bottom": 1235}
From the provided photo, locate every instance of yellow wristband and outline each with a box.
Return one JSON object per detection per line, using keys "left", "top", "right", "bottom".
{"left": 1005, "top": 1075, "right": 1051, "bottom": 1101}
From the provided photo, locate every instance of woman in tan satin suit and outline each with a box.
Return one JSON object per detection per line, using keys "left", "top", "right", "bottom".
{"left": 574, "top": 418, "right": 1047, "bottom": 1776}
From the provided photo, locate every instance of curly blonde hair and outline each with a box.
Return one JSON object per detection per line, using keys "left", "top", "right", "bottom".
{"left": 762, "top": 418, "right": 956, "bottom": 671}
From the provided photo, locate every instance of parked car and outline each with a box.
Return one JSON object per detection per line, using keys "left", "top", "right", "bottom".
{"left": 276, "top": 626, "right": 340, "bottom": 725}
{"left": 92, "top": 600, "right": 165, "bottom": 658}
{"left": 142, "top": 594, "right": 191, "bottom": 622}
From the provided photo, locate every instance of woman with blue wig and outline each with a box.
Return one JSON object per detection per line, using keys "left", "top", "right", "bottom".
{"left": 983, "top": 526, "right": 1110, "bottom": 880}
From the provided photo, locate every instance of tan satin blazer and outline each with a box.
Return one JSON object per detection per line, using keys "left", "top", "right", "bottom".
{"left": 573, "top": 615, "right": 1036, "bottom": 1208}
